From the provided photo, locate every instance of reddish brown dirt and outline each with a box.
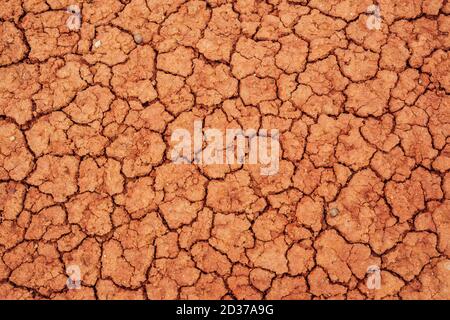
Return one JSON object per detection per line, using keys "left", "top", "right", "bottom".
{"left": 0, "top": 0, "right": 449, "bottom": 300}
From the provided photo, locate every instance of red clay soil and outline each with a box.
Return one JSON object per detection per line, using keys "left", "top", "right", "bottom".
{"left": 0, "top": 0, "right": 449, "bottom": 300}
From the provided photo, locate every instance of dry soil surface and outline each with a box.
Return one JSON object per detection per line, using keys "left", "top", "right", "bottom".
{"left": 0, "top": 0, "right": 450, "bottom": 300}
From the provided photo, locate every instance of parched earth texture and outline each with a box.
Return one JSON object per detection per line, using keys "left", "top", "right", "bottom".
{"left": 0, "top": 0, "right": 450, "bottom": 300}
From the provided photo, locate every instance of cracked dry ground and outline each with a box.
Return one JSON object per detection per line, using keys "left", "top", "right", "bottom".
{"left": 0, "top": 0, "right": 450, "bottom": 301}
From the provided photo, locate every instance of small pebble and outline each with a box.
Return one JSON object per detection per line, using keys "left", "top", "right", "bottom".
{"left": 93, "top": 40, "right": 102, "bottom": 48}
{"left": 9, "top": 136, "right": 16, "bottom": 142}
{"left": 134, "top": 33, "right": 143, "bottom": 44}
{"left": 329, "top": 207, "right": 339, "bottom": 217}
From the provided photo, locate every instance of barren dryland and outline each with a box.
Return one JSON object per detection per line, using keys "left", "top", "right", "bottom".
{"left": 0, "top": 0, "right": 450, "bottom": 300}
